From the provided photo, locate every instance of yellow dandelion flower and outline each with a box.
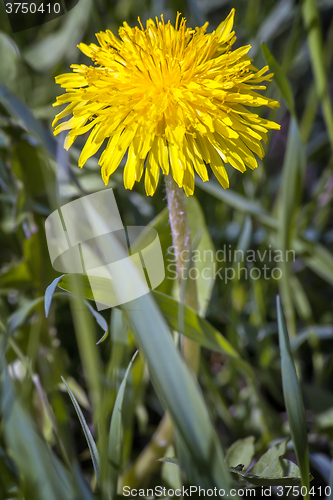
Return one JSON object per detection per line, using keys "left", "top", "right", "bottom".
{"left": 53, "top": 9, "right": 280, "bottom": 196}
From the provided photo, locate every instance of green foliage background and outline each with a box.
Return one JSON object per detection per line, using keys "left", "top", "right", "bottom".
{"left": 0, "top": 0, "right": 333, "bottom": 498}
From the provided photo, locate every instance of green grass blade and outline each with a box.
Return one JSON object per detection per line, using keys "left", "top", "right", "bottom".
{"left": 197, "top": 180, "right": 333, "bottom": 296}
{"left": 122, "top": 293, "right": 233, "bottom": 492}
{"left": 8, "top": 292, "right": 67, "bottom": 333}
{"left": 302, "top": 0, "right": 333, "bottom": 151}
{"left": 0, "top": 84, "right": 57, "bottom": 157}
{"left": 276, "top": 296, "right": 310, "bottom": 497}
{"left": 186, "top": 196, "right": 216, "bottom": 316}
{"left": 261, "top": 42, "right": 295, "bottom": 115}
{"left": 196, "top": 179, "right": 278, "bottom": 229}
{"left": 8, "top": 296, "right": 44, "bottom": 333}
{"left": 45, "top": 275, "right": 65, "bottom": 317}
{"left": 23, "top": 0, "right": 92, "bottom": 72}
{"left": 153, "top": 290, "right": 254, "bottom": 379}
{"left": 108, "top": 351, "right": 138, "bottom": 500}
{"left": 293, "top": 238, "right": 333, "bottom": 286}
{"left": 61, "top": 376, "right": 101, "bottom": 485}
{"left": 84, "top": 301, "right": 108, "bottom": 344}
{"left": 328, "top": 459, "right": 333, "bottom": 500}
{"left": 235, "top": 215, "right": 252, "bottom": 259}
{"left": 1, "top": 368, "right": 73, "bottom": 500}
{"left": 277, "top": 116, "right": 304, "bottom": 338}
{"left": 300, "top": 15, "right": 333, "bottom": 143}
{"left": 45, "top": 276, "right": 108, "bottom": 343}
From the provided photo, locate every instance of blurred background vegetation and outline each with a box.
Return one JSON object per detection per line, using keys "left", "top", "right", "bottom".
{"left": 1, "top": 0, "right": 333, "bottom": 498}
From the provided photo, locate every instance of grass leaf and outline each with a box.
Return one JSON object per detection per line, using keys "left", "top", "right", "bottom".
{"left": 1, "top": 367, "right": 73, "bottom": 500}
{"left": 186, "top": 196, "right": 216, "bottom": 316}
{"left": 196, "top": 179, "right": 278, "bottom": 229}
{"left": 276, "top": 296, "right": 310, "bottom": 497}
{"left": 45, "top": 275, "right": 65, "bottom": 317}
{"left": 277, "top": 116, "right": 304, "bottom": 337}
{"left": 0, "top": 84, "right": 56, "bottom": 157}
{"left": 122, "top": 293, "right": 232, "bottom": 491}
{"left": 261, "top": 42, "right": 295, "bottom": 115}
{"left": 84, "top": 300, "right": 108, "bottom": 344}
{"left": 302, "top": 0, "right": 333, "bottom": 150}
{"left": 61, "top": 376, "right": 101, "bottom": 485}
{"left": 153, "top": 290, "right": 254, "bottom": 379}
{"left": 108, "top": 350, "right": 138, "bottom": 500}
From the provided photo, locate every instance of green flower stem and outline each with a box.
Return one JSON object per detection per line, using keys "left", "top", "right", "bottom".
{"left": 121, "top": 175, "right": 200, "bottom": 489}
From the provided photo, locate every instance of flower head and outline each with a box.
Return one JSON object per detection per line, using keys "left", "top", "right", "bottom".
{"left": 53, "top": 10, "right": 280, "bottom": 196}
